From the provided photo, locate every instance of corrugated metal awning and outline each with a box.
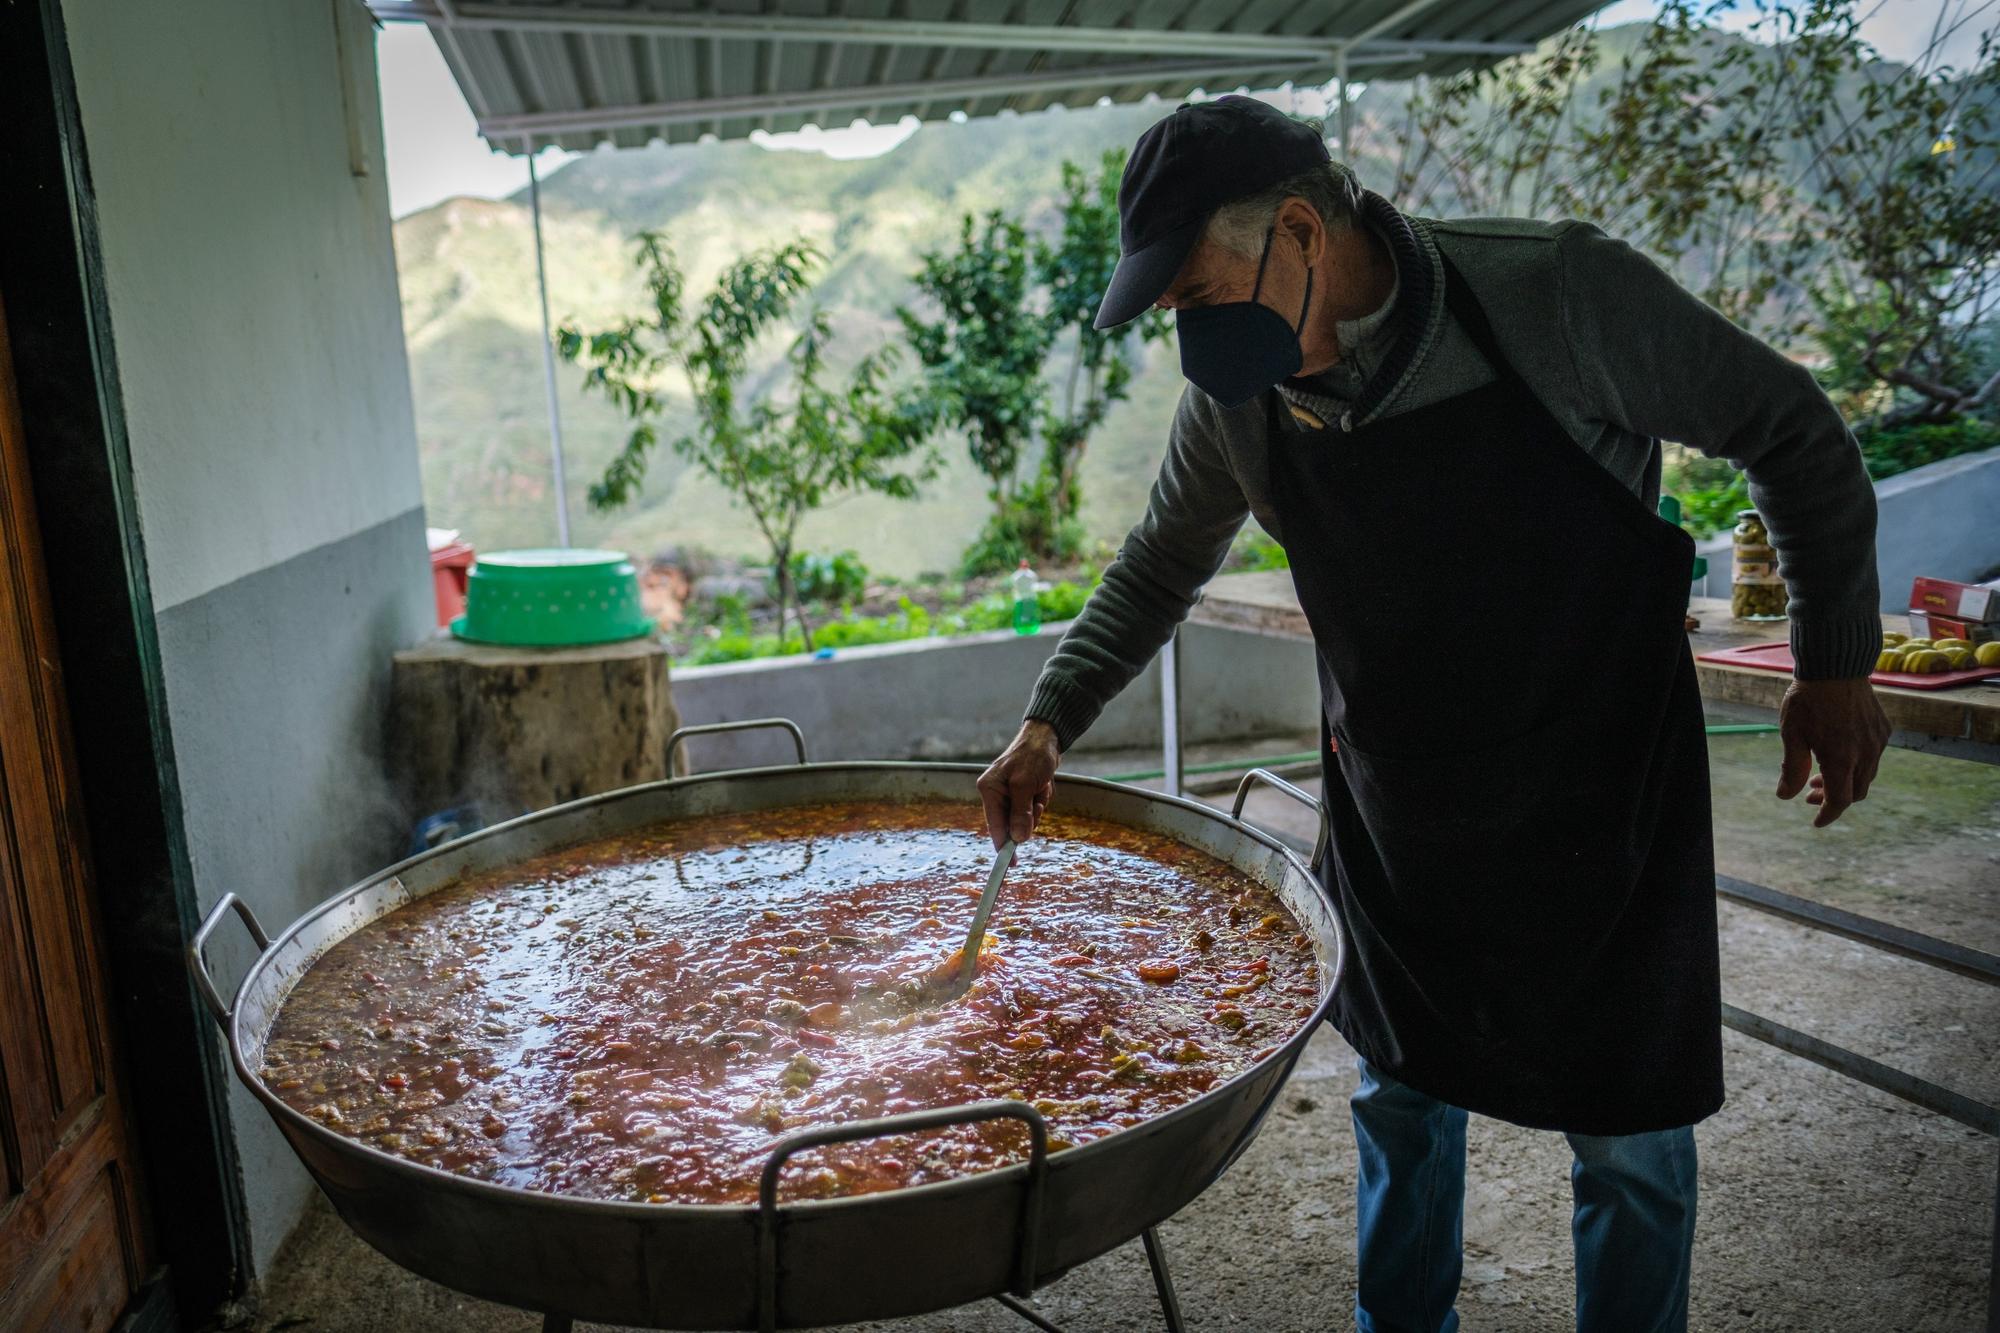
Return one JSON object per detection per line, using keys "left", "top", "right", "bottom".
{"left": 367, "top": 0, "right": 1605, "bottom": 155}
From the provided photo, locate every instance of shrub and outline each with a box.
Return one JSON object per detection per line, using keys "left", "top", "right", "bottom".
{"left": 1675, "top": 471, "right": 1751, "bottom": 540}
{"left": 1234, "top": 528, "right": 1290, "bottom": 571}
{"left": 959, "top": 478, "right": 1088, "bottom": 577}
{"left": 1855, "top": 417, "right": 1999, "bottom": 481}
{"left": 1668, "top": 415, "right": 1998, "bottom": 540}
{"left": 813, "top": 598, "right": 933, "bottom": 648}
{"left": 776, "top": 550, "right": 869, "bottom": 605}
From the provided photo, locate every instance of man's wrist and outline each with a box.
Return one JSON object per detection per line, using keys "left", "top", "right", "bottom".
{"left": 1020, "top": 716, "right": 1062, "bottom": 752}
{"left": 1023, "top": 675, "right": 1097, "bottom": 752}
{"left": 1791, "top": 613, "right": 1886, "bottom": 682}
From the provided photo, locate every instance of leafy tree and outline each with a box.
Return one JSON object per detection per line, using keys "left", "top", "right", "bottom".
{"left": 1391, "top": 0, "right": 1998, "bottom": 430}
{"left": 557, "top": 232, "right": 939, "bottom": 649}
{"left": 1034, "top": 150, "right": 1171, "bottom": 526}
{"left": 896, "top": 212, "right": 1050, "bottom": 524}
{"left": 1777, "top": 8, "right": 2000, "bottom": 425}
{"left": 1563, "top": 5, "right": 1809, "bottom": 330}
{"left": 900, "top": 150, "right": 1168, "bottom": 574}
{"left": 1391, "top": 13, "right": 1801, "bottom": 328}
{"left": 1389, "top": 25, "right": 1602, "bottom": 230}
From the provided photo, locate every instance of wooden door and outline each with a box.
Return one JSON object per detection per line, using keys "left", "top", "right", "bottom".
{"left": 0, "top": 293, "right": 152, "bottom": 1327}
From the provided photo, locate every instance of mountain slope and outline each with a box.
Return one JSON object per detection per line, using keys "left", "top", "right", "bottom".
{"left": 397, "top": 100, "right": 1217, "bottom": 573}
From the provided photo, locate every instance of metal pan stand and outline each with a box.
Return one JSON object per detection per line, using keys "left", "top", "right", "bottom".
{"left": 527, "top": 1020, "right": 1190, "bottom": 1333}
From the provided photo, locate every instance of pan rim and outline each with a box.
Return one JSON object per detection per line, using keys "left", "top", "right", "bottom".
{"left": 223, "top": 761, "right": 1343, "bottom": 1223}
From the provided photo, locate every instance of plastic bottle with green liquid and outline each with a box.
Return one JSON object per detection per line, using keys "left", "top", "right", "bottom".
{"left": 1011, "top": 560, "right": 1041, "bottom": 635}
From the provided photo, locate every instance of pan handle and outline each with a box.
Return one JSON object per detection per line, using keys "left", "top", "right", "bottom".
{"left": 754, "top": 1100, "right": 1049, "bottom": 1332}
{"left": 1231, "top": 767, "right": 1329, "bottom": 875}
{"left": 666, "top": 717, "right": 808, "bottom": 775}
{"left": 187, "top": 892, "right": 273, "bottom": 1028}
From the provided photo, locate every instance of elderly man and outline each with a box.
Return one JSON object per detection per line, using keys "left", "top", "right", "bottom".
{"left": 977, "top": 96, "right": 1890, "bottom": 1332}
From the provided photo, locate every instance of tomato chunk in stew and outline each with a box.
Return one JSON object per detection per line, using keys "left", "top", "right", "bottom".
{"left": 262, "top": 800, "right": 1320, "bottom": 1204}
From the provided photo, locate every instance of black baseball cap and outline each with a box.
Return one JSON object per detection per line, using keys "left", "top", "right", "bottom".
{"left": 1093, "top": 95, "right": 1333, "bottom": 330}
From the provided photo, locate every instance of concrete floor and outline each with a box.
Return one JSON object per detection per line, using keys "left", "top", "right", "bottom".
{"left": 248, "top": 733, "right": 1999, "bottom": 1332}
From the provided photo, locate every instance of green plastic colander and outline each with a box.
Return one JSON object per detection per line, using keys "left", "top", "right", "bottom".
{"left": 449, "top": 549, "right": 655, "bottom": 647}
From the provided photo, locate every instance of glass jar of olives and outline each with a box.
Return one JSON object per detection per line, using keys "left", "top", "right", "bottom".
{"left": 1731, "top": 508, "right": 1788, "bottom": 621}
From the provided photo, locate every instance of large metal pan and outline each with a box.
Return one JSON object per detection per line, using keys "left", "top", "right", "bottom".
{"left": 189, "top": 721, "right": 1342, "bottom": 1330}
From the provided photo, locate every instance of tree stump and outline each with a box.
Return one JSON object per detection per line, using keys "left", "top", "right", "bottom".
{"left": 390, "top": 632, "right": 683, "bottom": 829}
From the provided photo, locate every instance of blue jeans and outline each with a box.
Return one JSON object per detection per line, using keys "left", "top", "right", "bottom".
{"left": 1351, "top": 1059, "right": 1698, "bottom": 1333}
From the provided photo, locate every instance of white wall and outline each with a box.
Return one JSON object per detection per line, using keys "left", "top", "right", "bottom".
{"left": 64, "top": 0, "right": 424, "bottom": 613}
{"left": 668, "top": 621, "right": 1321, "bottom": 771}
{"left": 62, "top": 0, "right": 436, "bottom": 1280}
{"left": 1871, "top": 445, "right": 2000, "bottom": 611}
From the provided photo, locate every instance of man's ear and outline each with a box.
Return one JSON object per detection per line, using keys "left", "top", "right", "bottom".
{"left": 1277, "top": 196, "right": 1324, "bottom": 267}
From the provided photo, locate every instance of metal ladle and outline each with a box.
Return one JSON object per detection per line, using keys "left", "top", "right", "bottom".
{"left": 945, "top": 839, "right": 1016, "bottom": 1000}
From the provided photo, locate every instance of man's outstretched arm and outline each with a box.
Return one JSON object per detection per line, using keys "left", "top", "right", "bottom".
{"left": 1557, "top": 222, "right": 1889, "bottom": 825}
{"left": 979, "top": 388, "right": 1251, "bottom": 846}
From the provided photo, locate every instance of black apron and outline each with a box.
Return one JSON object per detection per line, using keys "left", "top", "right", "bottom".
{"left": 1267, "top": 254, "right": 1723, "bottom": 1136}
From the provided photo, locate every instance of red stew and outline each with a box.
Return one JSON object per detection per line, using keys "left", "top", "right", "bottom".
{"left": 262, "top": 800, "right": 1319, "bottom": 1204}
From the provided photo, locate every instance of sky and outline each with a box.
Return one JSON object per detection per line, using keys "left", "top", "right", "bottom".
{"left": 377, "top": 1, "right": 1989, "bottom": 220}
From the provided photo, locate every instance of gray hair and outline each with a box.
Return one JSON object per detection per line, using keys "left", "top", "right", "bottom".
{"left": 1202, "top": 159, "right": 1364, "bottom": 258}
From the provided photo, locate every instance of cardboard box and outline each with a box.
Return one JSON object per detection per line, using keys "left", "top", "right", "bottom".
{"left": 1910, "top": 576, "right": 2000, "bottom": 623}
{"left": 1907, "top": 611, "right": 1998, "bottom": 644}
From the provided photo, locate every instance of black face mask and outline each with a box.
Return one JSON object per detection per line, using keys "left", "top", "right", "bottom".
{"left": 1175, "top": 223, "right": 1314, "bottom": 409}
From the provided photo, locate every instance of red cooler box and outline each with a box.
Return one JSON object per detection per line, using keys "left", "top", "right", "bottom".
{"left": 428, "top": 530, "right": 475, "bottom": 628}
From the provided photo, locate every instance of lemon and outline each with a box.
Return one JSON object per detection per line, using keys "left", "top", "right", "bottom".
{"left": 1876, "top": 649, "right": 1906, "bottom": 672}
{"left": 1905, "top": 650, "right": 1947, "bottom": 675}
{"left": 1940, "top": 647, "right": 1975, "bottom": 670}
{"left": 1977, "top": 642, "right": 2000, "bottom": 668}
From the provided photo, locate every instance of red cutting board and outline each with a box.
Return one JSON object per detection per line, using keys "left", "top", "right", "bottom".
{"left": 1696, "top": 640, "right": 2000, "bottom": 690}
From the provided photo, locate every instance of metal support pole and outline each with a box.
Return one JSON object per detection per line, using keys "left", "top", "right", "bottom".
{"left": 1720, "top": 1003, "right": 2000, "bottom": 1138}
{"left": 993, "top": 1292, "right": 1066, "bottom": 1332}
{"left": 1988, "top": 1152, "right": 1999, "bottom": 1333}
{"left": 1141, "top": 1226, "right": 1187, "bottom": 1333}
{"left": 1160, "top": 629, "right": 1184, "bottom": 798}
{"left": 1333, "top": 50, "right": 1351, "bottom": 155}
{"left": 528, "top": 151, "right": 572, "bottom": 548}
{"left": 1717, "top": 873, "right": 2000, "bottom": 985}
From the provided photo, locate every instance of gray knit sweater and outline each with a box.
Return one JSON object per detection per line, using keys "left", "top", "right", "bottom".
{"left": 1025, "top": 194, "right": 1881, "bottom": 751}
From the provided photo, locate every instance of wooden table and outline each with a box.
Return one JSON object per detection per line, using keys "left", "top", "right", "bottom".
{"left": 1682, "top": 596, "right": 2000, "bottom": 761}
{"left": 1162, "top": 573, "right": 2000, "bottom": 783}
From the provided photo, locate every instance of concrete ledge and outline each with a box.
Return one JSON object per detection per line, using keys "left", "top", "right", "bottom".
{"left": 667, "top": 620, "right": 1318, "bottom": 771}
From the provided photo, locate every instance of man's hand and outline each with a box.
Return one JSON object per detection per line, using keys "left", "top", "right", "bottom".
{"left": 1775, "top": 678, "right": 1890, "bottom": 828}
{"left": 978, "top": 720, "right": 1061, "bottom": 848}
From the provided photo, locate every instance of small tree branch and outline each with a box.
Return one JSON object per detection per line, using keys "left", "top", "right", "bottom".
{"left": 1869, "top": 358, "right": 1970, "bottom": 407}
{"left": 1963, "top": 365, "right": 2000, "bottom": 411}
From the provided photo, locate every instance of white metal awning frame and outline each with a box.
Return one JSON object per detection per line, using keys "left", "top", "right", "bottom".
{"left": 368, "top": 0, "right": 1570, "bottom": 155}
